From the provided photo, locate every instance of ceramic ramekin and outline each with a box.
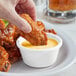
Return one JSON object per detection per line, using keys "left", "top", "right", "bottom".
{"left": 16, "top": 33, "right": 62, "bottom": 68}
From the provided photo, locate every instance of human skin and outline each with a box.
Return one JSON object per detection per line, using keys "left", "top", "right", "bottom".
{"left": 0, "top": 0, "right": 36, "bottom": 33}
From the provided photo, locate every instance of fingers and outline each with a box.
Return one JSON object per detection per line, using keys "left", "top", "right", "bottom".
{"left": 6, "top": 9, "right": 32, "bottom": 33}
{"left": 24, "top": 0, "right": 36, "bottom": 21}
{"left": 18, "top": 0, "right": 36, "bottom": 21}
{"left": 0, "top": 0, "right": 35, "bottom": 33}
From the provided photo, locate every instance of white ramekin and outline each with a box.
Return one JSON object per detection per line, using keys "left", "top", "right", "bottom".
{"left": 16, "top": 33, "right": 62, "bottom": 68}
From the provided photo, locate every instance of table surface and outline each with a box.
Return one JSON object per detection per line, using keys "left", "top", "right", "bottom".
{"left": 37, "top": 9, "right": 76, "bottom": 76}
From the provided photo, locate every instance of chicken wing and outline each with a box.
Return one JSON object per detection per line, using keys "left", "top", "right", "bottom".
{"left": 20, "top": 14, "right": 47, "bottom": 45}
{"left": 0, "top": 24, "right": 21, "bottom": 64}
{"left": 6, "top": 46, "right": 21, "bottom": 64}
{"left": 0, "top": 46, "right": 11, "bottom": 72}
{"left": 0, "top": 46, "right": 9, "bottom": 60}
{"left": 0, "top": 58, "right": 11, "bottom": 72}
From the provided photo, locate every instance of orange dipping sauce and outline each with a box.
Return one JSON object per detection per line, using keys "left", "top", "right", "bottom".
{"left": 22, "top": 38, "right": 58, "bottom": 49}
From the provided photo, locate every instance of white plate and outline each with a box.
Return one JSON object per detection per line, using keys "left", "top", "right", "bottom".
{"left": 0, "top": 21, "right": 76, "bottom": 76}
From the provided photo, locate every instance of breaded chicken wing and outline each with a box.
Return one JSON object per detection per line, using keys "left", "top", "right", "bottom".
{"left": 0, "top": 46, "right": 11, "bottom": 72}
{"left": 0, "top": 58, "right": 11, "bottom": 72}
{"left": 20, "top": 14, "right": 47, "bottom": 45}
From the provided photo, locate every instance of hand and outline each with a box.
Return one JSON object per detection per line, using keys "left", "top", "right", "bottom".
{"left": 0, "top": 0, "right": 36, "bottom": 33}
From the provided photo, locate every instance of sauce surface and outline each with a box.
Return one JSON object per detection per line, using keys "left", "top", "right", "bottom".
{"left": 22, "top": 38, "right": 58, "bottom": 49}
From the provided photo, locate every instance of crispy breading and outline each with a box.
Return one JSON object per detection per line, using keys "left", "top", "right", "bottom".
{"left": 0, "top": 24, "right": 21, "bottom": 64}
{"left": 0, "top": 46, "right": 11, "bottom": 72}
{"left": 20, "top": 14, "right": 47, "bottom": 45}
{"left": 36, "top": 21, "right": 45, "bottom": 31}
{"left": 0, "top": 46, "right": 9, "bottom": 60}
{"left": 0, "top": 58, "right": 11, "bottom": 72}
{"left": 0, "top": 25, "right": 16, "bottom": 47}
{"left": 6, "top": 46, "right": 21, "bottom": 64}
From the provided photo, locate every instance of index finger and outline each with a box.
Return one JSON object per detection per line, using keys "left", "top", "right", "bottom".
{"left": 18, "top": 0, "right": 36, "bottom": 21}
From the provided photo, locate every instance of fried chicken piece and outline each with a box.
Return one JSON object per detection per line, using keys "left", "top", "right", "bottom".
{"left": 36, "top": 21, "right": 57, "bottom": 35}
{"left": 36, "top": 21, "right": 45, "bottom": 31}
{"left": 0, "top": 46, "right": 9, "bottom": 60}
{"left": 0, "top": 58, "right": 11, "bottom": 72}
{"left": 0, "top": 23, "right": 21, "bottom": 64}
{"left": 0, "top": 25, "right": 16, "bottom": 47}
{"left": 6, "top": 46, "right": 21, "bottom": 64}
{"left": 0, "top": 46, "right": 11, "bottom": 72}
{"left": 0, "top": 24, "right": 21, "bottom": 48}
{"left": 20, "top": 14, "right": 47, "bottom": 45}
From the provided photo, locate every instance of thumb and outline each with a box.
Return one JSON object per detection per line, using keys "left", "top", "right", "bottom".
{"left": 6, "top": 9, "right": 31, "bottom": 33}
